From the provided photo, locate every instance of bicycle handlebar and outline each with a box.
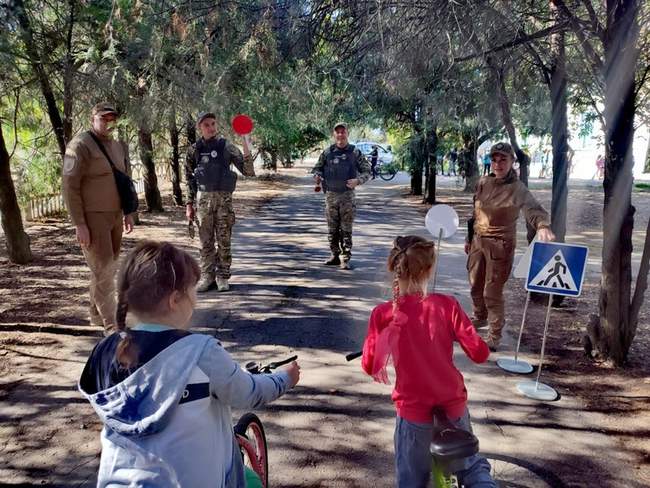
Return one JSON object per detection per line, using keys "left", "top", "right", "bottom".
{"left": 345, "top": 351, "right": 362, "bottom": 361}
{"left": 245, "top": 355, "right": 298, "bottom": 375}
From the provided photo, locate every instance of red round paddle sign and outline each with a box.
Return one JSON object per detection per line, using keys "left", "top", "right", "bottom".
{"left": 232, "top": 114, "right": 254, "bottom": 135}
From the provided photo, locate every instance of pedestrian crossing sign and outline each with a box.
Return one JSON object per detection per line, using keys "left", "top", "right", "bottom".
{"left": 525, "top": 242, "right": 589, "bottom": 297}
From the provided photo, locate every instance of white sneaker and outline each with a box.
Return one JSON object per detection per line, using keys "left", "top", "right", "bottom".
{"left": 216, "top": 277, "right": 230, "bottom": 292}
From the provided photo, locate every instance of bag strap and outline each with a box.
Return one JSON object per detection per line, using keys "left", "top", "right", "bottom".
{"left": 87, "top": 130, "right": 119, "bottom": 171}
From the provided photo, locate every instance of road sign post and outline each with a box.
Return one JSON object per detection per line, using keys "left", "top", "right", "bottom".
{"left": 515, "top": 242, "right": 589, "bottom": 401}
{"left": 498, "top": 238, "right": 537, "bottom": 374}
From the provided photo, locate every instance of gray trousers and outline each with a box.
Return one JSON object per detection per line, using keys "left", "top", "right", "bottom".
{"left": 394, "top": 409, "right": 496, "bottom": 488}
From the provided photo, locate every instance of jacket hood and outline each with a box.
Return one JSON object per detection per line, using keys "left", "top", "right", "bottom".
{"left": 79, "top": 334, "right": 211, "bottom": 437}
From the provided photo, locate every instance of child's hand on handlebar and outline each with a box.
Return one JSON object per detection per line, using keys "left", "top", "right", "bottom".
{"left": 282, "top": 361, "right": 301, "bottom": 388}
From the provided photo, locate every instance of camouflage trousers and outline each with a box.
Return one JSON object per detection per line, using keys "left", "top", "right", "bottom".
{"left": 325, "top": 190, "right": 356, "bottom": 260}
{"left": 197, "top": 191, "right": 235, "bottom": 279}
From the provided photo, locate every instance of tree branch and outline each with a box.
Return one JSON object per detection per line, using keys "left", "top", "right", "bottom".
{"left": 453, "top": 24, "right": 568, "bottom": 63}
{"left": 629, "top": 216, "right": 650, "bottom": 342}
{"left": 552, "top": 0, "right": 603, "bottom": 74}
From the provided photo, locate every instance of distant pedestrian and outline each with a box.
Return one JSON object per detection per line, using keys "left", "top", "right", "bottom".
{"left": 482, "top": 153, "right": 491, "bottom": 175}
{"left": 361, "top": 235, "right": 496, "bottom": 488}
{"left": 595, "top": 154, "right": 605, "bottom": 179}
{"left": 447, "top": 154, "right": 457, "bottom": 176}
{"left": 370, "top": 145, "right": 379, "bottom": 179}
{"left": 185, "top": 112, "right": 255, "bottom": 293}
{"left": 312, "top": 122, "right": 371, "bottom": 270}
{"left": 449, "top": 148, "right": 458, "bottom": 175}
{"left": 62, "top": 102, "right": 135, "bottom": 334}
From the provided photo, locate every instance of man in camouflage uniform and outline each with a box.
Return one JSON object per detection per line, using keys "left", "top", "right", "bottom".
{"left": 185, "top": 112, "right": 255, "bottom": 292}
{"left": 312, "top": 122, "right": 371, "bottom": 270}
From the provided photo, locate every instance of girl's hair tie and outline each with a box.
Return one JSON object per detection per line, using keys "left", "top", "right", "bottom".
{"left": 119, "top": 331, "right": 127, "bottom": 339}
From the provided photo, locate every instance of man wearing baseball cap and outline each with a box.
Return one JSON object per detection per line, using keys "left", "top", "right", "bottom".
{"left": 62, "top": 102, "right": 135, "bottom": 334}
{"left": 311, "top": 122, "right": 371, "bottom": 269}
{"left": 464, "top": 141, "right": 555, "bottom": 351}
{"left": 184, "top": 111, "right": 254, "bottom": 292}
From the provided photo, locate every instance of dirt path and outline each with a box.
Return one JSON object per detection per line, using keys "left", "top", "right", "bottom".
{"left": 1, "top": 168, "right": 649, "bottom": 487}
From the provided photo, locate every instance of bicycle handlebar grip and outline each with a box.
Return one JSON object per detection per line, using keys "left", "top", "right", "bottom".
{"left": 345, "top": 351, "right": 362, "bottom": 361}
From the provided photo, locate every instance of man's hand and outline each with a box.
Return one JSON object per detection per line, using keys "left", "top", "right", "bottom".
{"left": 242, "top": 134, "right": 252, "bottom": 157}
{"left": 186, "top": 203, "right": 195, "bottom": 222}
{"left": 346, "top": 178, "right": 360, "bottom": 189}
{"left": 123, "top": 214, "right": 134, "bottom": 234}
{"left": 537, "top": 227, "right": 555, "bottom": 242}
{"left": 464, "top": 242, "right": 471, "bottom": 255}
{"left": 75, "top": 224, "right": 91, "bottom": 248}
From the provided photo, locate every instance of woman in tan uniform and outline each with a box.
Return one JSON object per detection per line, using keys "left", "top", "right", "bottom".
{"left": 464, "top": 142, "right": 555, "bottom": 351}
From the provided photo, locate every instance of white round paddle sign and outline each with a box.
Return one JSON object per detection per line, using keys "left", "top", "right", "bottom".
{"left": 425, "top": 204, "right": 459, "bottom": 239}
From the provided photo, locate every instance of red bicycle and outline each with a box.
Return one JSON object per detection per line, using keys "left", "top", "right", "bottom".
{"left": 234, "top": 355, "right": 297, "bottom": 488}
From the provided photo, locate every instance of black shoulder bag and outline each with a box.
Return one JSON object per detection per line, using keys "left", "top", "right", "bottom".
{"left": 88, "top": 131, "right": 139, "bottom": 215}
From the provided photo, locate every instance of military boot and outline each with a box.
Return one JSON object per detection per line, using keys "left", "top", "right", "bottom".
{"left": 485, "top": 336, "right": 500, "bottom": 352}
{"left": 216, "top": 277, "right": 230, "bottom": 292}
{"left": 471, "top": 316, "right": 488, "bottom": 329}
{"left": 197, "top": 276, "right": 215, "bottom": 293}
{"left": 324, "top": 255, "right": 341, "bottom": 266}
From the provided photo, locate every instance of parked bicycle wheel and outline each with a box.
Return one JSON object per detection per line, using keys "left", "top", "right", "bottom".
{"left": 235, "top": 413, "right": 269, "bottom": 487}
{"left": 378, "top": 164, "right": 398, "bottom": 181}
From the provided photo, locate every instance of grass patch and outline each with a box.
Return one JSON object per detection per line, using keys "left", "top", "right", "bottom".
{"left": 635, "top": 182, "right": 650, "bottom": 191}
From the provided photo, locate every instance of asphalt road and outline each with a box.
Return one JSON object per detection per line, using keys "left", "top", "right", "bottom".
{"left": 190, "top": 170, "right": 612, "bottom": 487}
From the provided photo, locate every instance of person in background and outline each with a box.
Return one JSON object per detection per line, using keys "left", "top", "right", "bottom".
{"left": 482, "top": 153, "right": 491, "bottom": 175}
{"left": 62, "top": 102, "right": 135, "bottom": 335}
{"left": 370, "top": 145, "right": 379, "bottom": 179}
{"left": 185, "top": 112, "right": 254, "bottom": 293}
{"left": 311, "top": 122, "right": 372, "bottom": 270}
{"left": 465, "top": 142, "right": 555, "bottom": 351}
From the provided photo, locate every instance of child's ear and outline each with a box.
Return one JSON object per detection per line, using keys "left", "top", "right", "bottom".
{"left": 167, "top": 290, "right": 181, "bottom": 312}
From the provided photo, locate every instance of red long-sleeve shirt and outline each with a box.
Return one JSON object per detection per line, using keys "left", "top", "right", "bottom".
{"left": 362, "top": 293, "right": 490, "bottom": 423}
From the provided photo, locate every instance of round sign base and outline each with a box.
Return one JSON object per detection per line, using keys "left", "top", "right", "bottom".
{"left": 497, "top": 357, "right": 534, "bottom": 374}
{"left": 516, "top": 380, "right": 558, "bottom": 401}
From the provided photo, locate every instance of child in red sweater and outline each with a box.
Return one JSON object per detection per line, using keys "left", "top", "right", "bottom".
{"left": 362, "top": 235, "right": 496, "bottom": 487}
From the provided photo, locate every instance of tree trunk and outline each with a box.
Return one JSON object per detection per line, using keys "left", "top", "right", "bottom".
{"left": 549, "top": 1, "right": 569, "bottom": 244}
{"left": 493, "top": 63, "right": 531, "bottom": 186}
{"left": 62, "top": 0, "right": 76, "bottom": 144}
{"left": 410, "top": 144, "right": 424, "bottom": 196}
{"left": 169, "top": 111, "right": 183, "bottom": 206}
{"left": 424, "top": 128, "right": 438, "bottom": 204}
{"left": 185, "top": 116, "right": 196, "bottom": 146}
{"left": 13, "top": 0, "right": 67, "bottom": 158}
{"left": 461, "top": 134, "right": 479, "bottom": 192}
{"left": 0, "top": 119, "right": 32, "bottom": 263}
{"left": 596, "top": 0, "right": 640, "bottom": 365}
{"left": 138, "top": 125, "right": 164, "bottom": 212}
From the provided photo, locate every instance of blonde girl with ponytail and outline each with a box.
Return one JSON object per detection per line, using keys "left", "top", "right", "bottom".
{"left": 361, "top": 236, "right": 496, "bottom": 488}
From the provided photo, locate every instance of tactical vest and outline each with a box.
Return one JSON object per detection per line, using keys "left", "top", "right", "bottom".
{"left": 323, "top": 144, "right": 358, "bottom": 193}
{"left": 193, "top": 137, "right": 237, "bottom": 193}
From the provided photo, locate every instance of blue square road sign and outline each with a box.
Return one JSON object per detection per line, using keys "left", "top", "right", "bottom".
{"left": 525, "top": 242, "right": 589, "bottom": 297}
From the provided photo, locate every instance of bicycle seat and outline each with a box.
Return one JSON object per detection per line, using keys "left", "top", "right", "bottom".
{"left": 430, "top": 427, "right": 479, "bottom": 461}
